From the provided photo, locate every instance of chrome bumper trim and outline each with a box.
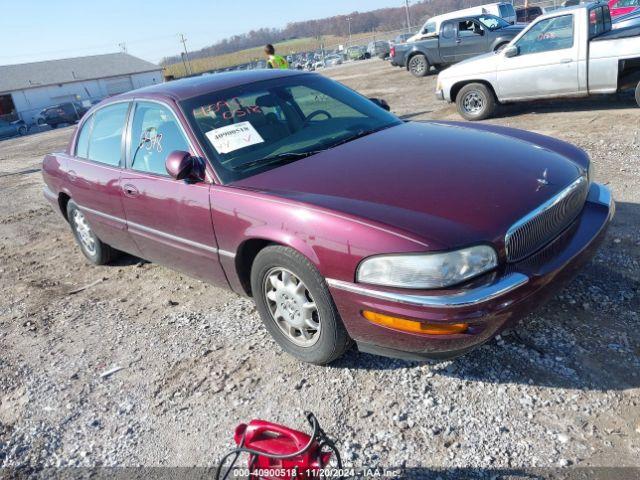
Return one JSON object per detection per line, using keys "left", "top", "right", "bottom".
{"left": 326, "top": 273, "right": 529, "bottom": 309}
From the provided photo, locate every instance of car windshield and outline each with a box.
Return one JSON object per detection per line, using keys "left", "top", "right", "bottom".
{"left": 478, "top": 15, "right": 510, "bottom": 30}
{"left": 181, "top": 74, "right": 402, "bottom": 183}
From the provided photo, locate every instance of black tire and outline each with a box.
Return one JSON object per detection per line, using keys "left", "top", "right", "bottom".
{"left": 635, "top": 81, "right": 640, "bottom": 108}
{"left": 49, "top": 123, "right": 58, "bottom": 129}
{"left": 66, "top": 200, "right": 118, "bottom": 265}
{"left": 456, "top": 83, "right": 497, "bottom": 121}
{"left": 408, "top": 53, "right": 429, "bottom": 77}
{"left": 18, "top": 126, "right": 27, "bottom": 136}
{"left": 251, "top": 245, "right": 351, "bottom": 365}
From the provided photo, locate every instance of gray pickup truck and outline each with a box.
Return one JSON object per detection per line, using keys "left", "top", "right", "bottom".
{"left": 390, "top": 14, "right": 524, "bottom": 77}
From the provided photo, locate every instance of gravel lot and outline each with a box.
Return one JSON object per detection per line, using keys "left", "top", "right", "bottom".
{"left": 1, "top": 59, "right": 639, "bottom": 478}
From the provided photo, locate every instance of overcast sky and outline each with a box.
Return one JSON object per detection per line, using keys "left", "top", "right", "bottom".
{"left": 1, "top": 0, "right": 402, "bottom": 65}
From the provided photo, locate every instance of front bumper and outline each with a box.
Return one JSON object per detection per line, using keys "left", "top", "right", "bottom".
{"left": 327, "top": 182, "right": 614, "bottom": 360}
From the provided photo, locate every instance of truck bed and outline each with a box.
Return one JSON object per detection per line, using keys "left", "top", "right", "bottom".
{"left": 592, "top": 25, "right": 640, "bottom": 41}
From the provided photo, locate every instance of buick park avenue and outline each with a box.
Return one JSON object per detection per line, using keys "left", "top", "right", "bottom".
{"left": 42, "top": 70, "right": 614, "bottom": 364}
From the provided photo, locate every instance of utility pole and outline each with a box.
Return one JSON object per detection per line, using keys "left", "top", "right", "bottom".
{"left": 404, "top": 0, "right": 412, "bottom": 33}
{"left": 346, "top": 17, "right": 352, "bottom": 47}
{"left": 118, "top": 42, "right": 127, "bottom": 54}
{"left": 179, "top": 33, "right": 193, "bottom": 76}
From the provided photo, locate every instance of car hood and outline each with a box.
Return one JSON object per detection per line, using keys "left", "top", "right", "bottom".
{"left": 442, "top": 51, "right": 500, "bottom": 77}
{"left": 231, "top": 121, "right": 585, "bottom": 251}
{"left": 498, "top": 24, "right": 526, "bottom": 34}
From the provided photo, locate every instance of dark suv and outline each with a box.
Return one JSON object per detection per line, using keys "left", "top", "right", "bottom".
{"left": 42, "top": 102, "right": 88, "bottom": 128}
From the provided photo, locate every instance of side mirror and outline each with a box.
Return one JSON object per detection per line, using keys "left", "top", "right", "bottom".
{"left": 369, "top": 97, "right": 391, "bottom": 111}
{"left": 165, "top": 150, "right": 204, "bottom": 182}
{"left": 503, "top": 45, "right": 518, "bottom": 58}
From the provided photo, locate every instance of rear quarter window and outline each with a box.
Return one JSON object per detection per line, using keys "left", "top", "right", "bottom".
{"left": 75, "top": 115, "right": 94, "bottom": 158}
{"left": 86, "top": 102, "right": 129, "bottom": 167}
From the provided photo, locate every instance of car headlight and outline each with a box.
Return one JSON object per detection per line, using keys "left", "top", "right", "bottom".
{"left": 356, "top": 245, "right": 498, "bottom": 289}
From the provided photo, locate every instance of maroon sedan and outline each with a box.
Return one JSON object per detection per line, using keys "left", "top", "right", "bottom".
{"left": 42, "top": 70, "right": 614, "bottom": 364}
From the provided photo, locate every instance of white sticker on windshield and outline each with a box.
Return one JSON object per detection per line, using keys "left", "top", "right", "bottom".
{"left": 205, "top": 121, "right": 264, "bottom": 154}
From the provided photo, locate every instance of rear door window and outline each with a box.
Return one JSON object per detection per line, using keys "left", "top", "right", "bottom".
{"left": 86, "top": 102, "right": 129, "bottom": 167}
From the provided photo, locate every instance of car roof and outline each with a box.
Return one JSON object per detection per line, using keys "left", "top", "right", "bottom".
{"left": 114, "top": 69, "right": 308, "bottom": 102}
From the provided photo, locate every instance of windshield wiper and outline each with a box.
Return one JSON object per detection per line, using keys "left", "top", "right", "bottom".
{"left": 231, "top": 150, "right": 323, "bottom": 172}
{"left": 328, "top": 123, "right": 399, "bottom": 149}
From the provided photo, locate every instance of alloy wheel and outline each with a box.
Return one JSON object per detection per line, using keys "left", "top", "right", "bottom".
{"left": 263, "top": 267, "right": 321, "bottom": 347}
{"left": 410, "top": 56, "right": 426, "bottom": 75}
{"left": 72, "top": 209, "right": 96, "bottom": 255}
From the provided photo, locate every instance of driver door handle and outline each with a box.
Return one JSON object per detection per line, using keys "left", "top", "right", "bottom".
{"left": 560, "top": 58, "right": 573, "bottom": 64}
{"left": 122, "top": 184, "right": 139, "bottom": 198}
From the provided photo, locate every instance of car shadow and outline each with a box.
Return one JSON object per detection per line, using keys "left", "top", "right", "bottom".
{"left": 333, "top": 201, "right": 640, "bottom": 392}
{"left": 495, "top": 92, "right": 637, "bottom": 118}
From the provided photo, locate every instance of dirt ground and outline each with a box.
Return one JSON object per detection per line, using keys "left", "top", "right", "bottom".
{"left": 1, "top": 59, "right": 639, "bottom": 477}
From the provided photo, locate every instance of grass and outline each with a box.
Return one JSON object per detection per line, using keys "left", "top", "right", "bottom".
{"left": 163, "top": 30, "right": 401, "bottom": 78}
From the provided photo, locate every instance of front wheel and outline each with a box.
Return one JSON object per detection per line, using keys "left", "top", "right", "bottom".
{"left": 251, "top": 246, "right": 351, "bottom": 365}
{"left": 408, "top": 54, "right": 429, "bottom": 77}
{"left": 67, "top": 200, "right": 118, "bottom": 265}
{"left": 635, "top": 81, "right": 640, "bottom": 108}
{"left": 456, "top": 83, "right": 496, "bottom": 121}
{"left": 18, "top": 126, "right": 27, "bottom": 136}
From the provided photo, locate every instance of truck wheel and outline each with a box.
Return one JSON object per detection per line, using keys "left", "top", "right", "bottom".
{"left": 67, "top": 200, "right": 118, "bottom": 265}
{"left": 456, "top": 83, "right": 496, "bottom": 121}
{"left": 408, "top": 54, "right": 429, "bottom": 77}
{"left": 635, "top": 81, "right": 640, "bottom": 108}
{"left": 251, "top": 245, "right": 351, "bottom": 365}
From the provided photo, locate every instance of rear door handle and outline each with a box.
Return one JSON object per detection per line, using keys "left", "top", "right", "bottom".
{"left": 68, "top": 170, "right": 77, "bottom": 182}
{"left": 122, "top": 184, "right": 139, "bottom": 198}
{"left": 456, "top": 39, "right": 462, "bottom": 44}
{"left": 560, "top": 58, "right": 573, "bottom": 64}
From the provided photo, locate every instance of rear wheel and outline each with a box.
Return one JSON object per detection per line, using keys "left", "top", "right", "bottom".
{"left": 17, "top": 126, "right": 27, "bottom": 136}
{"left": 251, "top": 245, "right": 350, "bottom": 365}
{"left": 408, "top": 54, "right": 429, "bottom": 77}
{"left": 635, "top": 81, "right": 640, "bottom": 108}
{"left": 456, "top": 83, "right": 496, "bottom": 121}
{"left": 67, "top": 200, "right": 118, "bottom": 265}
{"left": 49, "top": 123, "right": 58, "bottom": 129}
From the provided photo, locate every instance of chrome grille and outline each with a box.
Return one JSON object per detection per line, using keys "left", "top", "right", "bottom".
{"left": 505, "top": 176, "right": 589, "bottom": 262}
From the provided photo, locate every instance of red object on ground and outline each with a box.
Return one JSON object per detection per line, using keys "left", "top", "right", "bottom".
{"left": 234, "top": 419, "right": 332, "bottom": 479}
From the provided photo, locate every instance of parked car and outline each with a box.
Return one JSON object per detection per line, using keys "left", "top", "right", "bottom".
{"left": 0, "top": 119, "right": 28, "bottom": 139}
{"left": 392, "top": 14, "right": 524, "bottom": 77}
{"left": 42, "top": 102, "right": 89, "bottom": 128}
{"left": 516, "top": 6, "right": 546, "bottom": 23}
{"left": 346, "top": 45, "right": 370, "bottom": 60}
{"left": 42, "top": 69, "right": 614, "bottom": 364}
{"left": 324, "top": 54, "right": 343, "bottom": 67}
{"left": 609, "top": 0, "right": 640, "bottom": 17}
{"left": 407, "top": 2, "right": 518, "bottom": 43}
{"left": 436, "top": 3, "right": 640, "bottom": 120}
{"left": 367, "top": 41, "right": 391, "bottom": 59}
{"left": 612, "top": 6, "right": 640, "bottom": 27}
{"left": 393, "top": 33, "right": 416, "bottom": 44}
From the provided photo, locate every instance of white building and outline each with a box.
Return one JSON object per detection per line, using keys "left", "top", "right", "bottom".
{"left": 0, "top": 53, "right": 163, "bottom": 124}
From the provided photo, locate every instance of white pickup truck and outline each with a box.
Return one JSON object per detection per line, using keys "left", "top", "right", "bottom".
{"left": 436, "top": 2, "right": 640, "bottom": 120}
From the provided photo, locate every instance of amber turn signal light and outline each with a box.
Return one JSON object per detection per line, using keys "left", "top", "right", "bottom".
{"left": 362, "top": 310, "right": 468, "bottom": 335}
